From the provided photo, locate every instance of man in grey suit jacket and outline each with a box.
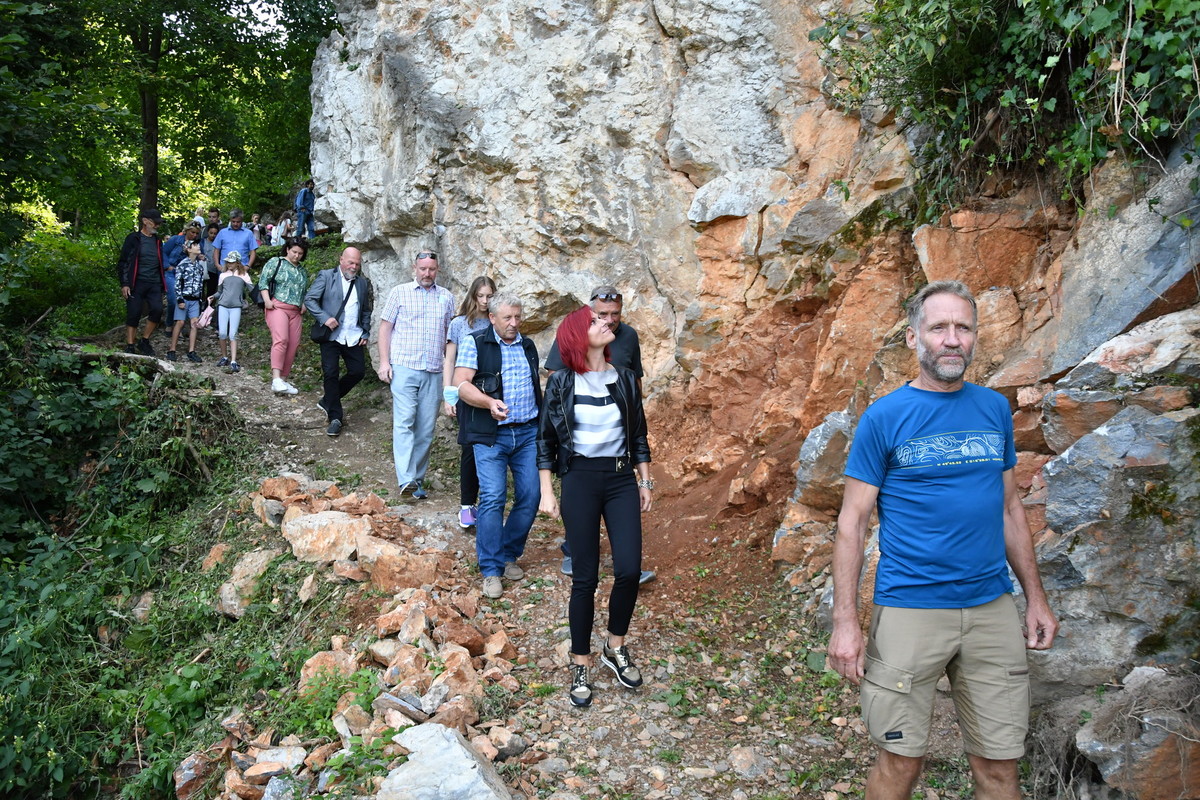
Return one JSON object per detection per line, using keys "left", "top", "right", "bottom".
{"left": 304, "top": 247, "right": 373, "bottom": 436}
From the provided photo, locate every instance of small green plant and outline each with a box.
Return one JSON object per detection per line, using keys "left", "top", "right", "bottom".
{"left": 657, "top": 748, "right": 683, "bottom": 764}
{"left": 527, "top": 683, "right": 558, "bottom": 699}
{"left": 479, "top": 684, "right": 515, "bottom": 721}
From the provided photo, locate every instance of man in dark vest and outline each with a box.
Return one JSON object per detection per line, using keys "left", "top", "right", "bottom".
{"left": 453, "top": 293, "right": 542, "bottom": 599}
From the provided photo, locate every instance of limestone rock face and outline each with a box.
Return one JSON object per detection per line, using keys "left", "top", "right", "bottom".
{"left": 309, "top": 0, "right": 912, "bottom": 380}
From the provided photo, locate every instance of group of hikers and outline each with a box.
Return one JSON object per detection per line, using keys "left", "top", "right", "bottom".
{"left": 118, "top": 198, "right": 1062, "bottom": 800}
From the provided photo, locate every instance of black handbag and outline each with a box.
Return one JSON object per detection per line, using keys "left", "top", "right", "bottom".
{"left": 310, "top": 275, "right": 356, "bottom": 343}
{"left": 253, "top": 257, "right": 279, "bottom": 307}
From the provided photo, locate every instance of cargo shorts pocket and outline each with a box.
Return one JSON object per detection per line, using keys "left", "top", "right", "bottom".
{"left": 862, "top": 656, "right": 924, "bottom": 754}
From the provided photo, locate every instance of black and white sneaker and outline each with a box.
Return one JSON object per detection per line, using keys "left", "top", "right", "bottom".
{"left": 569, "top": 664, "right": 592, "bottom": 707}
{"left": 601, "top": 642, "right": 643, "bottom": 689}
{"left": 216, "top": 356, "right": 230, "bottom": 367}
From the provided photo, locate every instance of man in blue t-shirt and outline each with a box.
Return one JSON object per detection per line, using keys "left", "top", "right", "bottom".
{"left": 212, "top": 209, "right": 259, "bottom": 298}
{"left": 829, "top": 280, "right": 1057, "bottom": 800}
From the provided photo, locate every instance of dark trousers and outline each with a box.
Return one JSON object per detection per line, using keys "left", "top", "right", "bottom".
{"left": 561, "top": 458, "right": 642, "bottom": 656}
{"left": 459, "top": 444, "right": 479, "bottom": 505}
{"left": 319, "top": 340, "right": 366, "bottom": 422}
{"left": 125, "top": 282, "right": 164, "bottom": 328}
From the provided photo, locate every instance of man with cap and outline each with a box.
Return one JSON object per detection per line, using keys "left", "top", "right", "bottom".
{"left": 117, "top": 207, "right": 167, "bottom": 356}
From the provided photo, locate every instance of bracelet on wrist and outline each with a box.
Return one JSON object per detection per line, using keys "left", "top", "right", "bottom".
{"left": 637, "top": 478, "right": 654, "bottom": 490}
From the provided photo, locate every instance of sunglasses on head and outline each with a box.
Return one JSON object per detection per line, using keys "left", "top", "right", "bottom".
{"left": 416, "top": 252, "right": 438, "bottom": 260}
{"left": 591, "top": 292, "right": 621, "bottom": 302}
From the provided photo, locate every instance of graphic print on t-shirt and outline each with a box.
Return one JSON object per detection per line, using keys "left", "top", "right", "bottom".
{"left": 893, "top": 431, "right": 1005, "bottom": 469}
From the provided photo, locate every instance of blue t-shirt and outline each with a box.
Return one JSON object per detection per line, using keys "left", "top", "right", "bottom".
{"left": 213, "top": 226, "right": 258, "bottom": 265}
{"left": 844, "top": 382, "right": 1016, "bottom": 609}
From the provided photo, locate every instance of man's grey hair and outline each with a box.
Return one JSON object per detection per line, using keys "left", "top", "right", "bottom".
{"left": 229, "top": 208, "right": 244, "bottom": 219}
{"left": 589, "top": 285, "right": 622, "bottom": 310}
{"left": 489, "top": 292, "right": 523, "bottom": 312}
{"left": 906, "top": 280, "right": 977, "bottom": 330}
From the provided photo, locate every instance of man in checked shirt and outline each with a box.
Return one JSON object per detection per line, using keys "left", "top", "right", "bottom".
{"left": 376, "top": 251, "right": 455, "bottom": 499}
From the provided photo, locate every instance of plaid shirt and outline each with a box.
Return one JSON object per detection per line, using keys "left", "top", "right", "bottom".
{"left": 456, "top": 329, "right": 539, "bottom": 425}
{"left": 380, "top": 281, "right": 455, "bottom": 372}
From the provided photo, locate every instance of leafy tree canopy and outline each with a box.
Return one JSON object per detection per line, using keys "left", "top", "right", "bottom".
{"left": 0, "top": 0, "right": 336, "bottom": 243}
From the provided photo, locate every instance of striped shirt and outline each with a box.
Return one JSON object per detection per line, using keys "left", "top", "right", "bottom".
{"left": 572, "top": 369, "right": 624, "bottom": 457}
{"left": 380, "top": 281, "right": 455, "bottom": 372}
{"left": 457, "top": 329, "right": 538, "bottom": 425}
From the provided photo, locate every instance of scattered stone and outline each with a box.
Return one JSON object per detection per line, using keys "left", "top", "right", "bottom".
{"left": 224, "top": 767, "right": 264, "bottom": 800}
{"left": 216, "top": 548, "right": 283, "bottom": 619}
{"left": 174, "top": 752, "right": 216, "bottom": 799}
{"left": 332, "top": 491, "right": 388, "bottom": 516}
{"left": 683, "top": 767, "right": 718, "bottom": 779}
{"left": 244, "top": 762, "right": 287, "bottom": 785}
{"left": 297, "top": 573, "right": 318, "bottom": 603}
{"left": 471, "top": 733, "right": 500, "bottom": 761}
{"left": 202, "top": 542, "right": 231, "bottom": 571}
{"left": 488, "top": 726, "right": 528, "bottom": 760}
{"left": 282, "top": 511, "right": 369, "bottom": 563}
{"left": 220, "top": 709, "right": 254, "bottom": 741}
{"left": 332, "top": 559, "right": 369, "bottom": 582}
{"left": 260, "top": 775, "right": 298, "bottom": 800}
{"left": 298, "top": 650, "right": 358, "bottom": 693}
{"left": 130, "top": 591, "right": 154, "bottom": 623}
{"left": 729, "top": 745, "right": 771, "bottom": 778}
{"left": 252, "top": 494, "right": 286, "bottom": 528}
{"left": 260, "top": 476, "right": 301, "bottom": 500}
{"left": 376, "top": 723, "right": 513, "bottom": 800}
{"left": 483, "top": 629, "right": 518, "bottom": 661}
{"left": 304, "top": 742, "right": 341, "bottom": 771}
{"left": 373, "top": 691, "right": 430, "bottom": 723}
{"left": 433, "top": 620, "right": 486, "bottom": 656}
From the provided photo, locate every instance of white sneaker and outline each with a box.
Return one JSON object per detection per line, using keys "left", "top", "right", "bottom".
{"left": 272, "top": 378, "right": 298, "bottom": 395}
{"left": 284, "top": 381, "right": 299, "bottom": 395}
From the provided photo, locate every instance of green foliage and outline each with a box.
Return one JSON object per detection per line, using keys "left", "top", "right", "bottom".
{"left": 259, "top": 668, "right": 379, "bottom": 740}
{"left": 811, "top": 0, "right": 1200, "bottom": 209}
{"left": 1, "top": 228, "right": 123, "bottom": 337}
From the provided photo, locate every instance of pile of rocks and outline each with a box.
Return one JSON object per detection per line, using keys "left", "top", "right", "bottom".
{"left": 177, "top": 474, "right": 542, "bottom": 800}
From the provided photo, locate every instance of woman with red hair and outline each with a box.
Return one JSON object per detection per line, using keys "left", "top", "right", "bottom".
{"left": 537, "top": 305, "right": 653, "bottom": 707}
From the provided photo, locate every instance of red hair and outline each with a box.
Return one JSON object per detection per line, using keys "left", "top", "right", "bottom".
{"left": 556, "top": 305, "right": 611, "bottom": 374}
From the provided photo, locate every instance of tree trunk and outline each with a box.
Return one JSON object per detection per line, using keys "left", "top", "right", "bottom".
{"left": 133, "top": 21, "right": 162, "bottom": 210}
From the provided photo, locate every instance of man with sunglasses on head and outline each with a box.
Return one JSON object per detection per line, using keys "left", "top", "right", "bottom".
{"left": 544, "top": 285, "right": 655, "bottom": 584}
{"left": 376, "top": 251, "right": 455, "bottom": 499}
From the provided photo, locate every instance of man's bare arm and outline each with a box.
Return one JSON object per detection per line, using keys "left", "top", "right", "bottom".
{"left": 1002, "top": 469, "right": 1058, "bottom": 650}
{"left": 828, "top": 476, "right": 880, "bottom": 684}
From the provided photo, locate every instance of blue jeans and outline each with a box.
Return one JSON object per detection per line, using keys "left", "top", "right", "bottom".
{"left": 473, "top": 422, "right": 539, "bottom": 577}
{"left": 296, "top": 210, "right": 316, "bottom": 239}
{"left": 390, "top": 366, "right": 441, "bottom": 486}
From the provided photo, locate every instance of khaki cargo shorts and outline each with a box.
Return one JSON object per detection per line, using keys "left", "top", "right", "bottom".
{"left": 860, "top": 595, "right": 1030, "bottom": 759}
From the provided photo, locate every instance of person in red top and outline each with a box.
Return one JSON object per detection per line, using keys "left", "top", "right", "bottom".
{"left": 117, "top": 207, "right": 167, "bottom": 356}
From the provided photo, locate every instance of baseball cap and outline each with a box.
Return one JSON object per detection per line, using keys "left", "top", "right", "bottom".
{"left": 140, "top": 208, "right": 165, "bottom": 223}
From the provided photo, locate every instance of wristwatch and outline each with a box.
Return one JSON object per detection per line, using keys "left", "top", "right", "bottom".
{"left": 637, "top": 478, "right": 654, "bottom": 490}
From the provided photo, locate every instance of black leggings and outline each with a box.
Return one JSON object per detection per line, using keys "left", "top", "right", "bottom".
{"left": 125, "top": 282, "right": 163, "bottom": 327}
{"left": 561, "top": 458, "right": 641, "bottom": 656}
{"left": 459, "top": 444, "right": 479, "bottom": 505}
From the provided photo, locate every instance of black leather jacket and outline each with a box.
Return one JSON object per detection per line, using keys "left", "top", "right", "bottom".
{"left": 537, "top": 366, "right": 651, "bottom": 475}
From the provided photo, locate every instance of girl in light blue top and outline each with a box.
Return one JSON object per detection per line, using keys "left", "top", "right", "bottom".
{"left": 442, "top": 276, "right": 498, "bottom": 529}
